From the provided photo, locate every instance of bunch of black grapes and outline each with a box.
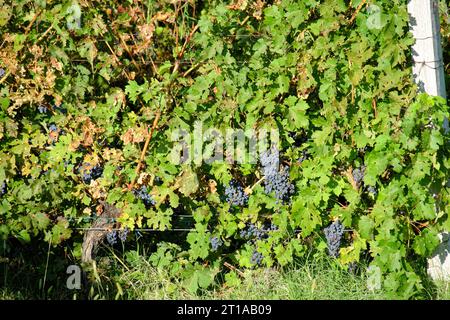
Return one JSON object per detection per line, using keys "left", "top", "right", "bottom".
{"left": 324, "top": 220, "right": 344, "bottom": 258}
{"left": 240, "top": 223, "right": 278, "bottom": 241}
{"left": 106, "top": 228, "right": 129, "bottom": 245}
{"left": 224, "top": 179, "right": 249, "bottom": 206}
{"left": 250, "top": 250, "right": 264, "bottom": 266}
{"left": 260, "top": 147, "right": 294, "bottom": 203}
{"left": 240, "top": 222, "right": 278, "bottom": 266}
{"left": 78, "top": 162, "right": 103, "bottom": 184}
{"left": 352, "top": 165, "right": 377, "bottom": 196}
{"left": 133, "top": 186, "right": 156, "bottom": 208}
{"left": 0, "top": 181, "right": 6, "bottom": 196}
{"left": 209, "top": 236, "right": 223, "bottom": 251}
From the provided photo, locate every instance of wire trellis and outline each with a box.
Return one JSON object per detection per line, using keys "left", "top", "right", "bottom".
{"left": 411, "top": 58, "right": 445, "bottom": 71}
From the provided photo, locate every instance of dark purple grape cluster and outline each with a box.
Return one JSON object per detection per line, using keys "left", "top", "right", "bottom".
{"left": 297, "top": 150, "right": 308, "bottom": 164}
{"left": 209, "top": 236, "right": 223, "bottom": 251}
{"left": 366, "top": 185, "right": 378, "bottom": 197}
{"left": 240, "top": 223, "right": 265, "bottom": 240}
{"left": 250, "top": 250, "right": 264, "bottom": 265}
{"left": 38, "top": 105, "right": 48, "bottom": 113}
{"left": 352, "top": 165, "right": 366, "bottom": 187}
{"left": 49, "top": 124, "right": 58, "bottom": 132}
{"left": 106, "top": 230, "right": 117, "bottom": 245}
{"left": 239, "top": 222, "right": 278, "bottom": 241}
{"left": 133, "top": 186, "right": 156, "bottom": 208}
{"left": 224, "top": 179, "right": 249, "bottom": 206}
{"left": 118, "top": 228, "right": 129, "bottom": 242}
{"left": 264, "top": 167, "right": 294, "bottom": 201}
{"left": 78, "top": 162, "right": 103, "bottom": 184}
{"left": 54, "top": 103, "right": 67, "bottom": 114}
{"left": 324, "top": 220, "right": 344, "bottom": 258}
{"left": 260, "top": 147, "right": 294, "bottom": 202}
{"left": 0, "top": 68, "right": 5, "bottom": 78}
{"left": 260, "top": 146, "right": 280, "bottom": 177}
{"left": 353, "top": 165, "right": 378, "bottom": 197}
{"left": 1, "top": 181, "right": 6, "bottom": 196}
{"left": 348, "top": 261, "right": 358, "bottom": 274}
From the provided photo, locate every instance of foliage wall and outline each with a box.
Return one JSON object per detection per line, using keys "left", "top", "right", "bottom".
{"left": 0, "top": 0, "right": 449, "bottom": 298}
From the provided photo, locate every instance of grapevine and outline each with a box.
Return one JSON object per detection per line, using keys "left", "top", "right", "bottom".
{"left": 0, "top": 0, "right": 448, "bottom": 299}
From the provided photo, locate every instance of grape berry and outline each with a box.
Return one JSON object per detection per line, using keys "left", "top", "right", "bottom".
{"left": 353, "top": 165, "right": 378, "bottom": 197}
{"left": 106, "top": 228, "right": 129, "bottom": 245}
{"left": 38, "top": 105, "right": 48, "bottom": 113}
{"left": 297, "top": 150, "right": 308, "bottom": 164}
{"left": 366, "top": 185, "right": 378, "bottom": 197}
{"left": 118, "top": 228, "right": 129, "bottom": 242}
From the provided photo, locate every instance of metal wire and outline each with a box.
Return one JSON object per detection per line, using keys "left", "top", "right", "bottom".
{"left": 74, "top": 227, "right": 195, "bottom": 232}
{"left": 72, "top": 227, "right": 353, "bottom": 233}
{"left": 66, "top": 214, "right": 194, "bottom": 223}
{"left": 413, "top": 35, "right": 443, "bottom": 40}
{"left": 414, "top": 60, "right": 445, "bottom": 70}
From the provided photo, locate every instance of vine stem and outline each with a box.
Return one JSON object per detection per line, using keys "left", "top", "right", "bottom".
{"left": 349, "top": 0, "right": 367, "bottom": 25}
{"left": 344, "top": 167, "right": 359, "bottom": 191}
{"left": 172, "top": 24, "right": 199, "bottom": 75}
{"left": 24, "top": 10, "right": 42, "bottom": 37}
{"left": 372, "top": 98, "right": 378, "bottom": 118}
{"left": 129, "top": 110, "right": 161, "bottom": 190}
{"left": 0, "top": 70, "right": 11, "bottom": 85}
{"left": 223, "top": 262, "right": 245, "bottom": 277}
{"left": 42, "top": 238, "right": 52, "bottom": 297}
{"left": 127, "top": 23, "right": 199, "bottom": 191}
{"left": 244, "top": 177, "right": 265, "bottom": 195}
{"left": 36, "top": 23, "right": 55, "bottom": 44}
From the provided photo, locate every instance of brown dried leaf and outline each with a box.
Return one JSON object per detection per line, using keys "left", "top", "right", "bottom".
{"left": 121, "top": 128, "right": 134, "bottom": 145}
{"left": 81, "top": 119, "right": 104, "bottom": 147}
{"left": 252, "top": 0, "right": 265, "bottom": 20}
{"left": 137, "top": 172, "right": 150, "bottom": 185}
{"left": 133, "top": 125, "right": 147, "bottom": 143}
{"left": 89, "top": 180, "right": 107, "bottom": 199}
{"left": 102, "top": 148, "right": 125, "bottom": 163}
{"left": 50, "top": 56, "right": 63, "bottom": 72}
{"left": 153, "top": 12, "right": 172, "bottom": 22}
{"left": 67, "top": 139, "right": 79, "bottom": 153}
{"left": 138, "top": 23, "right": 155, "bottom": 42}
{"left": 30, "top": 45, "right": 43, "bottom": 58}
{"left": 208, "top": 179, "right": 217, "bottom": 194}
{"left": 121, "top": 125, "right": 147, "bottom": 145}
{"left": 227, "top": 0, "right": 248, "bottom": 10}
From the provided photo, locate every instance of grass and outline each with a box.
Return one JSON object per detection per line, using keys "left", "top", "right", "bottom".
{"left": 2, "top": 246, "right": 450, "bottom": 300}
{"left": 115, "top": 258, "right": 391, "bottom": 300}
{"left": 89, "top": 252, "right": 450, "bottom": 300}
